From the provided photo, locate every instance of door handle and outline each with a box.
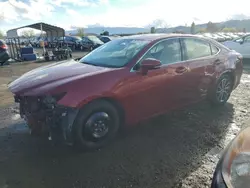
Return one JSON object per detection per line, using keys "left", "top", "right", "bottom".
{"left": 213, "top": 59, "right": 221, "bottom": 65}
{"left": 175, "top": 66, "right": 189, "bottom": 74}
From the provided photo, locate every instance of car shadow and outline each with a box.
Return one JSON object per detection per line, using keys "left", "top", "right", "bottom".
{"left": 0, "top": 102, "right": 234, "bottom": 188}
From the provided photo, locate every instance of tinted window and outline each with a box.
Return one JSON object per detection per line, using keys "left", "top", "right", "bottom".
{"left": 183, "top": 38, "right": 211, "bottom": 60}
{"left": 101, "top": 37, "right": 110, "bottom": 43}
{"left": 142, "top": 38, "right": 181, "bottom": 65}
{"left": 87, "top": 36, "right": 103, "bottom": 44}
{"left": 211, "top": 44, "right": 219, "bottom": 55}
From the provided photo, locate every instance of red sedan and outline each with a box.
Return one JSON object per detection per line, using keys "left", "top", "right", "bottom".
{"left": 9, "top": 34, "right": 243, "bottom": 150}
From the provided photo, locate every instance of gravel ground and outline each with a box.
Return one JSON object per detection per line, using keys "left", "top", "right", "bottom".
{"left": 0, "top": 66, "right": 250, "bottom": 188}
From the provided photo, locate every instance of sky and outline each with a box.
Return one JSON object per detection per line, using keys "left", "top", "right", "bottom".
{"left": 1, "top": 0, "right": 250, "bottom": 33}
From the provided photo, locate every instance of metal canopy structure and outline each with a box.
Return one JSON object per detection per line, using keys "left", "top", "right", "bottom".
{"left": 6, "top": 22, "right": 65, "bottom": 61}
{"left": 7, "top": 22, "right": 65, "bottom": 39}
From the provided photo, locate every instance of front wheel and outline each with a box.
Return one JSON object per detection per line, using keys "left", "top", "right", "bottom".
{"left": 73, "top": 100, "right": 120, "bottom": 150}
{"left": 209, "top": 74, "right": 233, "bottom": 106}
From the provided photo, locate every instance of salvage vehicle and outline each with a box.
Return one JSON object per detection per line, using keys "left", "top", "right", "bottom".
{"left": 8, "top": 34, "right": 243, "bottom": 150}
{"left": 78, "top": 35, "right": 104, "bottom": 51}
{"left": 99, "top": 36, "right": 120, "bottom": 43}
{"left": 0, "top": 39, "right": 10, "bottom": 66}
{"left": 222, "top": 34, "right": 250, "bottom": 59}
{"left": 211, "top": 126, "right": 250, "bottom": 188}
{"left": 59, "top": 36, "right": 81, "bottom": 50}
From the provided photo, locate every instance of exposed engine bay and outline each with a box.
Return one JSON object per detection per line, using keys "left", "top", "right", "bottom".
{"left": 14, "top": 94, "right": 79, "bottom": 145}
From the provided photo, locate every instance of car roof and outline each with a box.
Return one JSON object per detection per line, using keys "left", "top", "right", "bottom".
{"left": 120, "top": 33, "right": 197, "bottom": 41}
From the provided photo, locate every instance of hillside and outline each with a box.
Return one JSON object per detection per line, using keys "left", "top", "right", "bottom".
{"left": 66, "top": 19, "right": 250, "bottom": 35}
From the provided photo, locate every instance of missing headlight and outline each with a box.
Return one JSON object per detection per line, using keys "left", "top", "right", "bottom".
{"left": 43, "top": 93, "right": 66, "bottom": 104}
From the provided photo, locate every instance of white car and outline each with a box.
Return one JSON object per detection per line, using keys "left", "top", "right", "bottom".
{"left": 222, "top": 34, "right": 250, "bottom": 59}
{"left": 217, "top": 33, "right": 231, "bottom": 41}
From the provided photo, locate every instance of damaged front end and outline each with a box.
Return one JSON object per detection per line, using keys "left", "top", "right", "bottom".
{"left": 14, "top": 93, "right": 79, "bottom": 145}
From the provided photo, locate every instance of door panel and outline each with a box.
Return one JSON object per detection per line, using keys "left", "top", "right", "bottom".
{"left": 124, "top": 67, "right": 169, "bottom": 123}
{"left": 181, "top": 38, "right": 217, "bottom": 101}
{"left": 124, "top": 38, "right": 192, "bottom": 124}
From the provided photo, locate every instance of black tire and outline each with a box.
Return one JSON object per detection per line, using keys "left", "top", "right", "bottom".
{"left": 73, "top": 100, "right": 120, "bottom": 150}
{"left": 209, "top": 74, "right": 233, "bottom": 106}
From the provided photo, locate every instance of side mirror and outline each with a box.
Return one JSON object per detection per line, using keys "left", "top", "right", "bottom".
{"left": 139, "top": 58, "right": 161, "bottom": 75}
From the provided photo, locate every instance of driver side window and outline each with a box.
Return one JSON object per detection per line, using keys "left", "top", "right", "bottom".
{"left": 140, "top": 38, "right": 181, "bottom": 65}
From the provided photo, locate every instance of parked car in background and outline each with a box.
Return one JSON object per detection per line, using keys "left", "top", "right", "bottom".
{"left": 212, "top": 34, "right": 225, "bottom": 42}
{"left": 211, "top": 126, "right": 250, "bottom": 188}
{"left": 222, "top": 34, "right": 250, "bottom": 59}
{"left": 99, "top": 36, "right": 112, "bottom": 43}
{"left": 78, "top": 35, "right": 104, "bottom": 51}
{"left": 217, "top": 33, "right": 232, "bottom": 41}
{"left": 98, "top": 36, "right": 120, "bottom": 43}
{"left": 0, "top": 39, "right": 10, "bottom": 66}
{"left": 9, "top": 34, "right": 243, "bottom": 150}
{"left": 57, "top": 36, "right": 81, "bottom": 50}
{"left": 226, "top": 33, "right": 239, "bottom": 40}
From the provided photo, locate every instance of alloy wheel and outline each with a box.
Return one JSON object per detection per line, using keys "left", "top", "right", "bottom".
{"left": 216, "top": 78, "right": 231, "bottom": 103}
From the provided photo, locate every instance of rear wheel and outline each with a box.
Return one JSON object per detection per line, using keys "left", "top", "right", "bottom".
{"left": 209, "top": 74, "right": 233, "bottom": 106}
{"left": 73, "top": 100, "right": 120, "bottom": 150}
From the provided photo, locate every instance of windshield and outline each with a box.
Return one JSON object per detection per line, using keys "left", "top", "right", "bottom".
{"left": 79, "top": 38, "right": 150, "bottom": 68}
{"left": 87, "top": 36, "right": 104, "bottom": 44}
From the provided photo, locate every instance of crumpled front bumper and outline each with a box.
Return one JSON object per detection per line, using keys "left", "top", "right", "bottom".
{"left": 15, "top": 95, "right": 79, "bottom": 145}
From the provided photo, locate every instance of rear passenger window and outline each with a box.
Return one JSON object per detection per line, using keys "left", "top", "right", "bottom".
{"left": 211, "top": 45, "right": 219, "bottom": 55}
{"left": 183, "top": 38, "right": 211, "bottom": 60}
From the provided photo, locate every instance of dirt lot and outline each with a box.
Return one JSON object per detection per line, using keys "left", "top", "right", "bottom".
{"left": 0, "top": 60, "right": 250, "bottom": 188}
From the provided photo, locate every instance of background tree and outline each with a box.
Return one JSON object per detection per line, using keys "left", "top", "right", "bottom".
{"left": 76, "top": 27, "right": 84, "bottom": 37}
{"left": 199, "top": 28, "right": 207, "bottom": 33}
{"left": 191, "top": 22, "right": 195, "bottom": 34}
{"left": 243, "top": 28, "right": 246, "bottom": 33}
{"left": 221, "top": 27, "right": 237, "bottom": 33}
{"left": 21, "top": 29, "right": 35, "bottom": 39}
{"left": 150, "top": 27, "right": 156, "bottom": 33}
{"left": 206, "top": 21, "right": 218, "bottom": 33}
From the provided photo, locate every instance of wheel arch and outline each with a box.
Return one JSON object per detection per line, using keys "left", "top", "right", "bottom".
{"left": 80, "top": 97, "right": 126, "bottom": 127}
{"left": 218, "top": 70, "right": 235, "bottom": 89}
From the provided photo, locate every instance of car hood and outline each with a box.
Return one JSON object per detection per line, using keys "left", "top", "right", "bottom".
{"left": 9, "top": 59, "right": 112, "bottom": 94}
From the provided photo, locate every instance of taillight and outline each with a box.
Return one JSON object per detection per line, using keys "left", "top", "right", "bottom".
{"left": 0, "top": 44, "right": 7, "bottom": 50}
